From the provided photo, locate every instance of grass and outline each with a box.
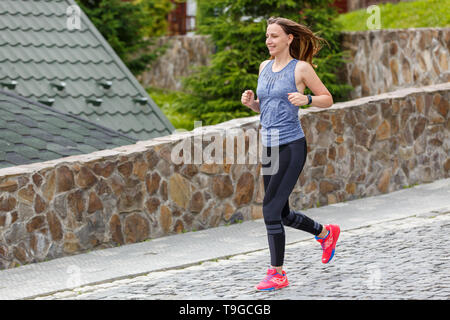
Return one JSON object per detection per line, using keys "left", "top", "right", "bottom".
{"left": 402, "top": 183, "right": 419, "bottom": 189}
{"left": 334, "top": 0, "right": 450, "bottom": 31}
{"left": 146, "top": 86, "right": 197, "bottom": 131}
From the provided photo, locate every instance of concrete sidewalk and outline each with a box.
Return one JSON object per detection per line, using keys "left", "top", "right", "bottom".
{"left": 1, "top": 178, "right": 449, "bottom": 300}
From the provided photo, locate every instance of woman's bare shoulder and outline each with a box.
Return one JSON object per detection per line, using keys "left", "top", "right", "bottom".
{"left": 294, "top": 60, "right": 313, "bottom": 82}
{"left": 259, "top": 60, "right": 271, "bottom": 76}
{"left": 294, "top": 60, "right": 310, "bottom": 70}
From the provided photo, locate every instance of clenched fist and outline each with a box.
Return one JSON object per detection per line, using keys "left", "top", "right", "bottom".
{"left": 287, "top": 92, "right": 309, "bottom": 107}
{"left": 241, "top": 90, "right": 255, "bottom": 109}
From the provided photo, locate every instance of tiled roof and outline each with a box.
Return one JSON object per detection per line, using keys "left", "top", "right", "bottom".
{"left": 0, "top": 0, "right": 175, "bottom": 141}
{"left": 0, "top": 89, "right": 137, "bottom": 169}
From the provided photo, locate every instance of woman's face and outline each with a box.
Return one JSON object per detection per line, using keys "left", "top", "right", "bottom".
{"left": 266, "top": 23, "right": 292, "bottom": 56}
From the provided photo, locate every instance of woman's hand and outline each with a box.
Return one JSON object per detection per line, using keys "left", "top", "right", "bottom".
{"left": 287, "top": 92, "right": 308, "bottom": 107}
{"left": 241, "top": 90, "right": 256, "bottom": 108}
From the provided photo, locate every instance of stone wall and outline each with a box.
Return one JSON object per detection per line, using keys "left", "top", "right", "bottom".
{"left": 0, "top": 82, "right": 448, "bottom": 269}
{"left": 137, "top": 35, "right": 215, "bottom": 91}
{"left": 341, "top": 28, "right": 450, "bottom": 99}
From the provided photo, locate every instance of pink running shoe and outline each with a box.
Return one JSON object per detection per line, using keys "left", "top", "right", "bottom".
{"left": 315, "top": 224, "right": 340, "bottom": 264}
{"left": 255, "top": 268, "right": 289, "bottom": 291}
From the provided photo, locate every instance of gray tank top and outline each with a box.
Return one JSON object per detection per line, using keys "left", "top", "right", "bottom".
{"left": 256, "top": 58, "right": 305, "bottom": 147}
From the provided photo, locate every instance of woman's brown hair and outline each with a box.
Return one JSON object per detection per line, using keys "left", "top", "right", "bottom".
{"left": 267, "top": 16, "right": 329, "bottom": 68}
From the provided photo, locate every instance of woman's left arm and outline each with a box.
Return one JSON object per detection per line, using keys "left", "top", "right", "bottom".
{"left": 296, "top": 62, "right": 333, "bottom": 109}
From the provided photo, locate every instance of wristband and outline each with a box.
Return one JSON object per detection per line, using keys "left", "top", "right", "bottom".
{"left": 307, "top": 94, "right": 312, "bottom": 105}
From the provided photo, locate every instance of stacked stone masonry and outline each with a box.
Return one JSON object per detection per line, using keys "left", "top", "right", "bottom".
{"left": 0, "top": 83, "right": 448, "bottom": 269}
{"left": 137, "top": 35, "right": 215, "bottom": 91}
{"left": 342, "top": 28, "right": 449, "bottom": 99}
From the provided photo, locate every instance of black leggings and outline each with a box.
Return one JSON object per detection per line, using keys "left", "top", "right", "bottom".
{"left": 262, "top": 136, "right": 323, "bottom": 267}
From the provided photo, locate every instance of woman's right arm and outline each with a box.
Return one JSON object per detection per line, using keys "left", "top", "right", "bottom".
{"left": 242, "top": 60, "right": 268, "bottom": 113}
{"left": 251, "top": 60, "right": 270, "bottom": 113}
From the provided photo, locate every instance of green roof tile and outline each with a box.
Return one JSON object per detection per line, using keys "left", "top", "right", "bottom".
{"left": 38, "top": 150, "right": 63, "bottom": 162}
{"left": 1, "top": 129, "right": 23, "bottom": 143}
{"left": 21, "top": 136, "right": 49, "bottom": 150}
{"left": 14, "top": 144, "right": 41, "bottom": 159}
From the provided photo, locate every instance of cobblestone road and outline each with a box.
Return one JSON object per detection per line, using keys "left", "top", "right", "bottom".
{"left": 36, "top": 211, "right": 450, "bottom": 300}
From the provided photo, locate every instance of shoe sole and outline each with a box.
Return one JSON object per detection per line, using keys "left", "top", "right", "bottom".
{"left": 323, "top": 226, "right": 340, "bottom": 264}
{"left": 255, "top": 283, "right": 289, "bottom": 291}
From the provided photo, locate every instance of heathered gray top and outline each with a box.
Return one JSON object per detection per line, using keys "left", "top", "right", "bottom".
{"left": 256, "top": 58, "right": 305, "bottom": 147}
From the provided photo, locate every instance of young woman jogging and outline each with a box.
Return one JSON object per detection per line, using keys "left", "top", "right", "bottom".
{"left": 241, "top": 17, "right": 340, "bottom": 291}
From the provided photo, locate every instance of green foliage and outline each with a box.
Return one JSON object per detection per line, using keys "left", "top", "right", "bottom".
{"left": 335, "top": 0, "right": 450, "bottom": 31}
{"left": 147, "top": 86, "right": 197, "bottom": 130}
{"left": 75, "top": 0, "right": 174, "bottom": 75}
{"left": 173, "top": 0, "right": 353, "bottom": 126}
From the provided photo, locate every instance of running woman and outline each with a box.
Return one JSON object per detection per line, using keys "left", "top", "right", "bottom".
{"left": 241, "top": 17, "right": 340, "bottom": 291}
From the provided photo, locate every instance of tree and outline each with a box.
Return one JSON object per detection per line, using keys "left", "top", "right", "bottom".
{"left": 174, "top": 0, "right": 353, "bottom": 125}
{"left": 75, "top": 0, "right": 175, "bottom": 75}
